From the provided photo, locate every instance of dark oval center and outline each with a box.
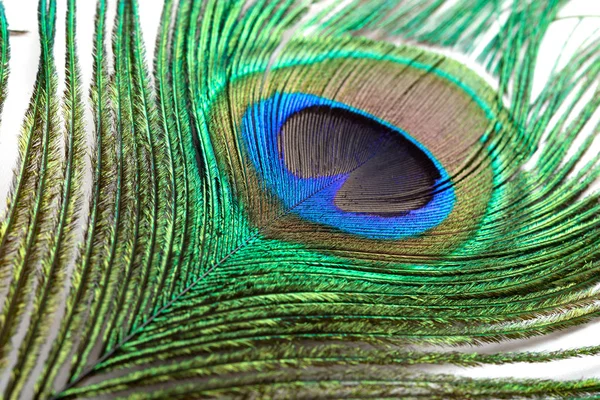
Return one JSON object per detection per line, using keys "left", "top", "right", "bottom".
{"left": 279, "top": 106, "right": 441, "bottom": 217}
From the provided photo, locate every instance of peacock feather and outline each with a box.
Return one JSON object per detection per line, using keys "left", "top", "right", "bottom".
{"left": 0, "top": 0, "right": 599, "bottom": 398}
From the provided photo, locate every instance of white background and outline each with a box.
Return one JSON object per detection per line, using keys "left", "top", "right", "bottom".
{"left": 0, "top": 0, "right": 599, "bottom": 382}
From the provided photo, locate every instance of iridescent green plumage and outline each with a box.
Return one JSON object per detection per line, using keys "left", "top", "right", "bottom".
{"left": 0, "top": 0, "right": 599, "bottom": 398}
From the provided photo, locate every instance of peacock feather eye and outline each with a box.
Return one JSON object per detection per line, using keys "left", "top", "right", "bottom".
{"left": 243, "top": 94, "right": 455, "bottom": 239}
{"left": 212, "top": 39, "right": 510, "bottom": 253}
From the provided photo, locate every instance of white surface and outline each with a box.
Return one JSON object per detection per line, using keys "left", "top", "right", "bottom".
{"left": 0, "top": 0, "right": 598, "bottom": 382}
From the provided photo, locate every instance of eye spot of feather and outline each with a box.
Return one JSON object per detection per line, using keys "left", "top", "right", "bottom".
{"left": 241, "top": 93, "right": 456, "bottom": 239}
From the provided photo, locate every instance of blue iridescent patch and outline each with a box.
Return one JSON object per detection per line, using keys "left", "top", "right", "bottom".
{"left": 241, "top": 92, "right": 455, "bottom": 239}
